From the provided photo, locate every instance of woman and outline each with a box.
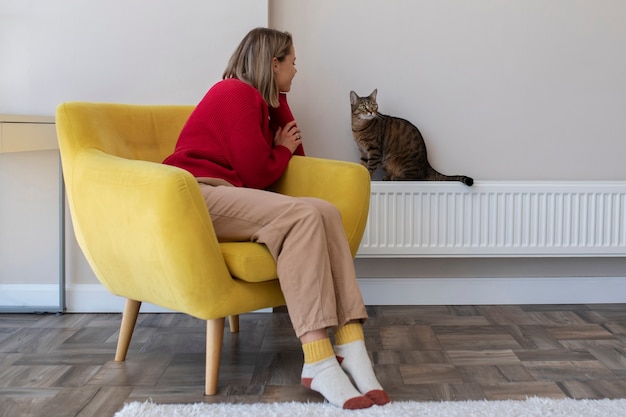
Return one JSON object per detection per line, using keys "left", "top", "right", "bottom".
{"left": 163, "top": 27, "right": 389, "bottom": 410}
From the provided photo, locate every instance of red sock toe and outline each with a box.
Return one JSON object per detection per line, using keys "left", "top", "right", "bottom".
{"left": 365, "top": 389, "right": 391, "bottom": 405}
{"left": 343, "top": 396, "right": 375, "bottom": 410}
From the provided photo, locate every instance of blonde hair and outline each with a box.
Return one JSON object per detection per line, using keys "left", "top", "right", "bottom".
{"left": 223, "top": 28, "right": 293, "bottom": 108}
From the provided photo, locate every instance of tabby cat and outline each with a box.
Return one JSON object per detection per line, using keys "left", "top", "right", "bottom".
{"left": 350, "top": 89, "right": 473, "bottom": 186}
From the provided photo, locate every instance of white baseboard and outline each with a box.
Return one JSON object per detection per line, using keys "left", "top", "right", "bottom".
{"left": 358, "top": 276, "right": 626, "bottom": 305}
{"left": 66, "top": 284, "right": 176, "bottom": 313}
{"left": 2, "top": 277, "right": 625, "bottom": 313}
{"left": 0, "top": 284, "right": 63, "bottom": 312}
{"left": 0, "top": 284, "right": 174, "bottom": 313}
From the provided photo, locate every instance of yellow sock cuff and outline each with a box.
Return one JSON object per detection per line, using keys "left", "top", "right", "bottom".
{"left": 302, "top": 338, "right": 335, "bottom": 364}
{"left": 335, "top": 323, "right": 364, "bottom": 345}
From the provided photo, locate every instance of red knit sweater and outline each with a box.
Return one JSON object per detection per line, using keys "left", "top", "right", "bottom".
{"left": 163, "top": 78, "right": 305, "bottom": 189}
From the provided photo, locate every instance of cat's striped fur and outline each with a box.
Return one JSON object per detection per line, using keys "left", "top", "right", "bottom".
{"left": 350, "top": 89, "right": 473, "bottom": 186}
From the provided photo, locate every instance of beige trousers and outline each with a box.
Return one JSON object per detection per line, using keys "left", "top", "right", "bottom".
{"left": 198, "top": 183, "right": 368, "bottom": 338}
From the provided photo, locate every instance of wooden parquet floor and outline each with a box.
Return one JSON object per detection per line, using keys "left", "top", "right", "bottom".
{"left": 1, "top": 304, "right": 626, "bottom": 417}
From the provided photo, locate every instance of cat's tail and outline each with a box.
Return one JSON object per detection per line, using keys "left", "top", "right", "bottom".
{"left": 453, "top": 176, "right": 474, "bottom": 186}
{"left": 427, "top": 166, "right": 474, "bottom": 186}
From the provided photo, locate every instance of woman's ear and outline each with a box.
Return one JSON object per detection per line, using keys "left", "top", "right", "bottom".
{"left": 272, "top": 56, "right": 279, "bottom": 72}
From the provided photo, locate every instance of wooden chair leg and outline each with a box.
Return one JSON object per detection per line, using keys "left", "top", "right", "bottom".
{"left": 115, "top": 299, "right": 141, "bottom": 362}
{"left": 228, "top": 315, "right": 240, "bottom": 333}
{"left": 205, "top": 318, "right": 225, "bottom": 396}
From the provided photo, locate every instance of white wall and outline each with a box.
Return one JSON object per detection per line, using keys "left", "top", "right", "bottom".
{"left": 269, "top": 0, "right": 626, "bottom": 304}
{"left": 270, "top": 0, "right": 626, "bottom": 181}
{"left": 0, "top": 0, "right": 267, "bottom": 115}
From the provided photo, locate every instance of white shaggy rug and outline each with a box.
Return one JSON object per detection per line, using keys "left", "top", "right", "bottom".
{"left": 115, "top": 397, "right": 626, "bottom": 417}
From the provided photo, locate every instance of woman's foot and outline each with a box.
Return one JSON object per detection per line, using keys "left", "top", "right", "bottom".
{"left": 301, "top": 338, "right": 374, "bottom": 409}
{"left": 301, "top": 356, "right": 374, "bottom": 409}
{"left": 335, "top": 324, "right": 391, "bottom": 406}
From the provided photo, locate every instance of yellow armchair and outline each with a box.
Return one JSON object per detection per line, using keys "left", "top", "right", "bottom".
{"left": 55, "top": 102, "right": 371, "bottom": 395}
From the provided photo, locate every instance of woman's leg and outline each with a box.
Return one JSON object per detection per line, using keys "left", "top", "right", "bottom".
{"left": 200, "top": 185, "right": 368, "bottom": 336}
{"left": 200, "top": 185, "right": 339, "bottom": 335}
{"left": 198, "top": 185, "right": 373, "bottom": 409}
{"left": 298, "top": 198, "right": 367, "bottom": 326}
{"left": 298, "top": 198, "right": 389, "bottom": 405}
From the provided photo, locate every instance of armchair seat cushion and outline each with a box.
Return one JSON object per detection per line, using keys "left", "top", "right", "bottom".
{"left": 219, "top": 242, "right": 277, "bottom": 283}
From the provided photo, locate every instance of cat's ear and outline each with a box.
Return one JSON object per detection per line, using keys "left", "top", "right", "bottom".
{"left": 350, "top": 90, "right": 359, "bottom": 105}
{"left": 370, "top": 89, "right": 378, "bottom": 101}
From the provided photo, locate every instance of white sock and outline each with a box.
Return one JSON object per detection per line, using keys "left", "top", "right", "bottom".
{"left": 335, "top": 340, "right": 390, "bottom": 405}
{"left": 301, "top": 353, "right": 373, "bottom": 409}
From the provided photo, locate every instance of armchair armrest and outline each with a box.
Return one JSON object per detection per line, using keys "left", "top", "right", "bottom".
{"left": 270, "top": 155, "right": 371, "bottom": 257}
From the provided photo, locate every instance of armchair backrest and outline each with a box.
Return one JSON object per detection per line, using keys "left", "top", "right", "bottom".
{"left": 56, "top": 102, "right": 194, "bottom": 164}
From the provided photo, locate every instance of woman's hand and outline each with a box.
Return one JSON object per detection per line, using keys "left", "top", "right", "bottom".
{"left": 274, "top": 120, "right": 302, "bottom": 153}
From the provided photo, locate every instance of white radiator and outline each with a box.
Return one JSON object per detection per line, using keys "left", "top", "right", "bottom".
{"left": 357, "top": 181, "right": 626, "bottom": 258}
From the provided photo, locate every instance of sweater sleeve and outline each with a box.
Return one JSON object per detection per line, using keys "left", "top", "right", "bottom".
{"left": 227, "top": 92, "right": 293, "bottom": 189}
{"left": 269, "top": 93, "right": 305, "bottom": 156}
